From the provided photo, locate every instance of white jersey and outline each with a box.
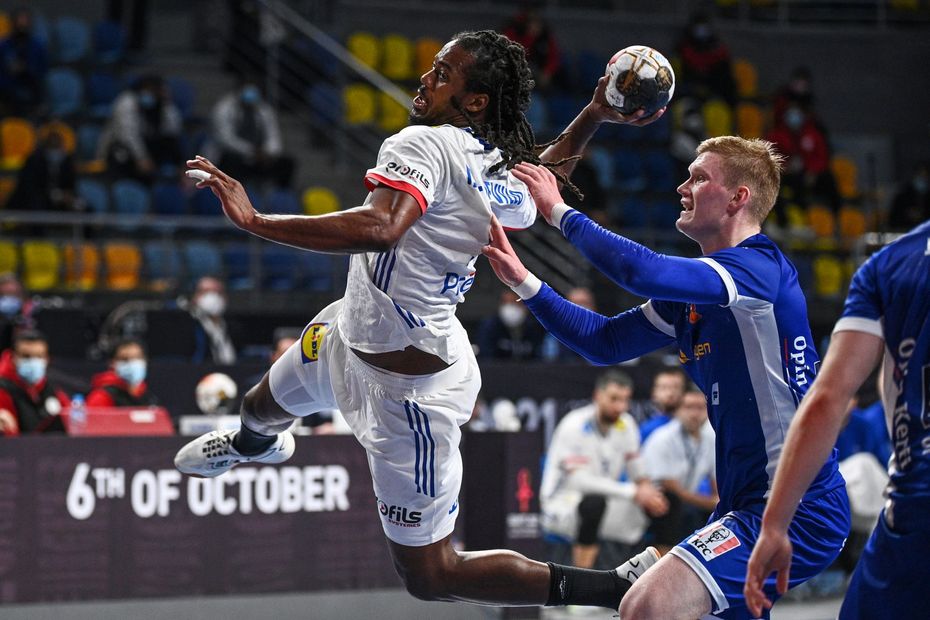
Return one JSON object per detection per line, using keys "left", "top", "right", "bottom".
{"left": 340, "top": 124, "right": 537, "bottom": 364}
{"left": 641, "top": 419, "right": 716, "bottom": 494}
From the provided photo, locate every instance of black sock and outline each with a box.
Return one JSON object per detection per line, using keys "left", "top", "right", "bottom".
{"left": 545, "top": 562, "right": 631, "bottom": 609}
{"left": 232, "top": 424, "right": 276, "bottom": 456}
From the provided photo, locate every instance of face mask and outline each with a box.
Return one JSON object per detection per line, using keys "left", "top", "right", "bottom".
{"left": 115, "top": 359, "right": 147, "bottom": 386}
{"left": 138, "top": 92, "right": 157, "bottom": 109}
{"left": 499, "top": 303, "right": 526, "bottom": 328}
{"left": 196, "top": 291, "right": 226, "bottom": 316}
{"left": 692, "top": 24, "right": 712, "bottom": 41}
{"left": 0, "top": 295, "right": 22, "bottom": 316}
{"left": 241, "top": 86, "right": 260, "bottom": 105}
{"left": 913, "top": 176, "right": 928, "bottom": 194}
{"left": 16, "top": 358, "right": 47, "bottom": 385}
{"left": 784, "top": 108, "right": 804, "bottom": 130}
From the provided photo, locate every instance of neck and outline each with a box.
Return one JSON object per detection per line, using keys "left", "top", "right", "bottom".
{"left": 698, "top": 223, "right": 761, "bottom": 255}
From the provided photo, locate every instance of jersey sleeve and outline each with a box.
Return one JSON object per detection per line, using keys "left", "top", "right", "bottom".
{"left": 701, "top": 244, "right": 783, "bottom": 305}
{"left": 833, "top": 256, "right": 883, "bottom": 338}
{"left": 364, "top": 126, "right": 444, "bottom": 214}
{"left": 490, "top": 169, "right": 537, "bottom": 231}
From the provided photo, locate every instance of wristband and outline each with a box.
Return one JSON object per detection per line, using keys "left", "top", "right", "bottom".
{"left": 549, "top": 202, "right": 573, "bottom": 228}
{"left": 510, "top": 271, "right": 542, "bottom": 300}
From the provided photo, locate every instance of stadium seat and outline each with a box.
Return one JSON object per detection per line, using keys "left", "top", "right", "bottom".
{"left": 812, "top": 254, "right": 844, "bottom": 298}
{"left": 45, "top": 67, "right": 84, "bottom": 117}
{"left": 736, "top": 102, "right": 764, "bottom": 139}
{"left": 167, "top": 76, "right": 196, "bottom": 120}
{"left": 0, "top": 117, "right": 36, "bottom": 169}
{"left": 53, "top": 16, "right": 90, "bottom": 63}
{"left": 190, "top": 186, "right": 222, "bottom": 216}
{"left": 702, "top": 99, "right": 733, "bottom": 137}
{"left": 732, "top": 58, "right": 758, "bottom": 99}
{"left": 0, "top": 12, "right": 10, "bottom": 40}
{"left": 838, "top": 206, "right": 867, "bottom": 240}
{"left": 546, "top": 95, "right": 583, "bottom": 134}
{"left": 808, "top": 204, "right": 836, "bottom": 238}
{"left": 378, "top": 91, "right": 408, "bottom": 132}
{"left": 525, "top": 94, "right": 549, "bottom": 135}
{"left": 651, "top": 200, "right": 684, "bottom": 229}
{"left": 0, "top": 241, "right": 18, "bottom": 275}
{"left": 38, "top": 120, "right": 76, "bottom": 154}
{"left": 103, "top": 242, "right": 141, "bottom": 290}
{"left": 347, "top": 31, "right": 381, "bottom": 70}
{"left": 112, "top": 179, "right": 151, "bottom": 218}
{"left": 302, "top": 186, "right": 340, "bottom": 216}
{"left": 223, "top": 243, "right": 253, "bottom": 290}
{"left": 343, "top": 83, "right": 377, "bottom": 125}
{"left": 151, "top": 182, "right": 187, "bottom": 216}
{"left": 143, "top": 241, "right": 182, "bottom": 290}
{"left": 76, "top": 177, "right": 110, "bottom": 213}
{"left": 266, "top": 189, "right": 301, "bottom": 215}
{"left": 76, "top": 123, "right": 103, "bottom": 161}
{"left": 31, "top": 12, "right": 51, "bottom": 47}
{"left": 22, "top": 241, "right": 61, "bottom": 291}
{"left": 93, "top": 20, "right": 125, "bottom": 64}
{"left": 614, "top": 195, "right": 648, "bottom": 229}
{"left": 63, "top": 242, "right": 100, "bottom": 290}
{"left": 300, "top": 252, "right": 342, "bottom": 292}
{"left": 306, "top": 83, "right": 342, "bottom": 127}
{"left": 613, "top": 149, "right": 647, "bottom": 192}
{"left": 640, "top": 112, "right": 672, "bottom": 142}
{"left": 574, "top": 50, "right": 606, "bottom": 95}
{"left": 643, "top": 150, "right": 678, "bottom": 191}
{"left": 831, "top": 156, "right": 859, "bottom": 200}
{"left": 262, "top": 246, "right": 299, "bottom": 291}
{"left": 183, "top": 241, "right": 223, "bottom": 281}
{"left": 86, "top": 71, "right": 121, "bottom": 118}
{"left": 382, "top": 33, "right": 414, "bottom": 81}
{"left": 414, "top": 37, "right": 442, "bottom": 76}
{"left": 584, "top": 147, "right": 614, "bottom": 190}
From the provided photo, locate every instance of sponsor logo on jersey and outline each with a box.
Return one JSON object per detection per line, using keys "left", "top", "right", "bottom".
{"left": 465, "top": 166, "right": 526, "bottom": 205}
{"left": 378, "top": 499, "right": 422, "bottom": 527}
{"left": 687, "top": 522, "right": 740, "bottom": 559}
{"left": 300, "top": 323, "right": 327, "bottom": 363}
{"left": 385, "top": 161, "right": 430, "bottom": 189}
{"left": 785, "top": 336, "right": 811, "bottom": 386}
{"left": 679, "top": 342, "right": 711, "bottom": 363}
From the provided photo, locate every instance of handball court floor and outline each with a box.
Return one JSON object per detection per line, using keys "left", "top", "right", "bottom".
{"left": 3, "top": 589, "right": 843, "bottom": 620}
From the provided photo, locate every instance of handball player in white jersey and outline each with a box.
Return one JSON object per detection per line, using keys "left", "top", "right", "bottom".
{"left": 175, "top": 31, "right": 664, "bottom": 609}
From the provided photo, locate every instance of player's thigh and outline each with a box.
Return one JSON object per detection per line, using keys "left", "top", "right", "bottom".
{"left": 267, "top": 316, "right": 340, "bottom": 417}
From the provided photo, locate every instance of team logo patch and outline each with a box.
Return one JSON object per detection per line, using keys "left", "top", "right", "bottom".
{"left": 300, "top": 323, "right": 327, "bottom": 363}
{"left": 687, "top": 522, "right": 741, "bottom": 560}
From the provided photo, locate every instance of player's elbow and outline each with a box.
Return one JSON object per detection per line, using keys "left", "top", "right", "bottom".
{"left": 397, "top": 567, "right": 454, "bottom": 602}
{"left": 365, "top": 222, "right": 405, "bottom": 252}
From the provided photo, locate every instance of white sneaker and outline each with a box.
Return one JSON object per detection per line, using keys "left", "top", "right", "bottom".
{"left": 174, "top": 429, "right": 295, "bottom": 478}
{"left": 614, "top": 546, "right": 660, "bottom": 585}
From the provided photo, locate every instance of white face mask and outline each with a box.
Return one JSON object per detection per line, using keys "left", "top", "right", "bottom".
{"left": 114, "top": 359, "right": 147, "bottom": 386}
{"left": 498, "top": 303, "right": 526, "bottom": 328}
{"left": 196, "top": 291, "right": 226, "bottom": 316}
{"left": 16, "top": 357, "right": 47, "bottom": 385}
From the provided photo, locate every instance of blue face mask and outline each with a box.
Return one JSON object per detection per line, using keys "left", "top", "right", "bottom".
{"left": 115, "top": 359, "right": 147, "bottom": 386}
{"left": 240, "top": 86, "right": 261, "bottom": 105}
{"left": 138, "top": 92, "right": 157, "bottom": 109}
{"left": 784, "top": 108, "right": 805, "bottom": 130}
{"left": 16, "top": 357, "right": 47, "bottom": 385}
{"left": 0, "top": 295, "right": 22, "bottom": 317}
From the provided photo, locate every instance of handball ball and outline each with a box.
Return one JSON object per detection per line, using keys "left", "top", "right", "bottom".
{"left": 195, "top": 372, "right": 238, "bottom": 416}
{"left": 604, "top": 45, "right": 675, "bottom": 116}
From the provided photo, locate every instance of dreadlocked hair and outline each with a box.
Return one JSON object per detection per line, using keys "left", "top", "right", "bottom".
{"left": 451, "top": 30, "right": 583, "bottom": 200}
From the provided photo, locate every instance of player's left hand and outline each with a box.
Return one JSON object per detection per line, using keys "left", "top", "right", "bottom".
{"left": 482, "top": 215, "right": 528, "bottom": 287}
{"left": 588, "top": 76, "right": 666, "bottom": 126}
{"left": 186, "top": 155, "right": 258, "bottom": 232}
{"left": 511, "top": 163, "right": 564, "bottom": 225}
{"left": 744, "top": 527, "right": 793, "bottom": 617}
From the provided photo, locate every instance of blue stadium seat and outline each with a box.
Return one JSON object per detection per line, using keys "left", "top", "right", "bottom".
{"left": 93, "top": 20, "right": 125, "bottom": 64}
{"left": 54, "top": 16, "right": 90, "bottom": 63}
{"left": 143, "top": 240, "right": 182, "bottom": 287}
{"left": 640, "top": 112, "right": 672, "bottom": 142}
{"left": 111, "top": 179, "right": 150, "bottom": 216}
{"left": 546, "top": 95, "right": 582, "bottom": 132}
{"left": 651, "top": 200, "right": 684, "bottom": 229}
{"left": 76, "top": 178, "right": 109, "bottom": 213}
{"left": 31, "top": 12, "right": 51, "bottom": 48}
{"left": 584, "top": 147, "right": 614, "bottom": 190}
{"left": 45, "top": 68, "right": 84, "bottom": 117}
{"left": 525, "top": 94, "right": 549, "bottom": 136}
{"left": 183, "top": 241, "right": 223, "bottom": 281}
{"left": 190, "top": 187, "right": 222, "bottom": 216}
{"left": 614, "top": 195, "right": 648, "bottom": 229}
{"left": 300, "top": 252, "right": 343, "bottom": 292}
{"left": 86, "top": 71, "right": 120, "bottom": 118}
{"left": 613, "top": 148, "right": 647, "bottom": 192}
{"left": 223, "top": 243, "right": 253, "bottom": 290}
{"left": 307, "top": 83, "right": 342, "bottom": 126}
{"left": 266, "top": 189, "right": 301, "bottom": 215}
{"left": 262, "top": 246, "right": 299, "bottom": 291}
{"left": 643, "top": 150, "right": 678, "bottom": 192}
{"left": 76, "top": 123, "right": 102, "bottom": 161}
{"left": 167, "top": 76, "right": 195, "bottom": 120}
{"left": 574, "top": 50, "right": 605, "bottom": 93}
{"left": 151, "top": 182, "right": 187, "bottom": 216}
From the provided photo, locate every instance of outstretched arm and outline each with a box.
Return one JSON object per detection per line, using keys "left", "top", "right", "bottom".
{"left": 744, "top": 329, "right": 884, "bottom": 617}
{"left": 187, "top": 156, "right": 421, "bottom": 253}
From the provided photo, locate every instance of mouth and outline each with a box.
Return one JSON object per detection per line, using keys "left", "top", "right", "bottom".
{"left": 680, "top": 199, "right": 694, "bottom": 212}
{"left": 412, "top": 91, "right": 428, "bottom": 113}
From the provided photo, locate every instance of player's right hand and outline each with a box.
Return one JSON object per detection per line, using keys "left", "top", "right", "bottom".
{"left": 511, "top": 163, "right": 564, "bottom": 225}
{"left": 744, "top": 526, "right": 793, "bottom": 617}
{"left": 186, "top": 156, "right": 258, "bottom": 232}
{"left": 481, "top": 215, "right": 528, "bottom": 287}
{"left": 589, "top": 76, "right": 666, "bottom": 127}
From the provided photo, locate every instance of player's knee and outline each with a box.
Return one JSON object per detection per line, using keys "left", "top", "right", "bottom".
{"left": 618, "top": 583, "right": 659, "bottom": 619}
{"left": 240, "top": 376, "right": 292, "bottom": 433}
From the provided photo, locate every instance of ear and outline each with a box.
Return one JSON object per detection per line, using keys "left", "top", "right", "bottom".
{"left": 727, "top": 185, "right": 751, "bottom": 215}
{"left": 462, "top": 92, "right": 489, "bottom": 116}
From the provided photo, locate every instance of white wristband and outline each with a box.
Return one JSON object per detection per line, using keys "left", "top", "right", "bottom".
{"left": 510, "top": 271, "right": 543, "bottom": 300}
{"left": 549, "top": 202, "right": 573, "bottom": 229}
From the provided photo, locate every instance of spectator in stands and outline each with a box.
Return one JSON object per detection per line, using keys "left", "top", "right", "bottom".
{"left": 188, "top": 276, "right": 237, "bottom": 364}
{"left": 888, "top": 162, "right": 929, "bottom": 231}
{"left": 642, "top": 386, "right": 717, "bottom": 554}
{"left": 772, "top": 66, "right": 815, "bottom": 129}
{"left": 0, "top": 274, "right": 35, "bottom": 353}
{"left": 0, "top": 7, "right": 48, "bottom": 117}
{"left": 87, "top": 338, "right": 158, "bottom": 407}
{"left": 540, "top": 286, "right": 596, "bottom": 361}
{"left": 540, "top": 370, "right": 667, "bottom": 569}
{"left": 98, "top": 74, "right": 183, "bottom": 183}
{"left": 674, "top": 11, "right": 736, "bottom": 105}
{"left": 7, "top": 126, "right": 82, "bottom": 217}
{"left": 0, "top": 329, "right": 69, "bottom": 435}
{"left": 208, "top": 79, "right": 295, "bottom": 190}
{"left": 631, "top": 366, "right": 687, "bottom": 438}
{"left": 502, "top": 6, "right": 563, "bottom": 92}
{"left": 476, "top": 288, "right": 546, "bottom": 359}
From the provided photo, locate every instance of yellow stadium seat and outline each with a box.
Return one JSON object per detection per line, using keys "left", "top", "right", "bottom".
{"left": 22, "top": 241, "right": 61, "bottom": 291}
{"left": 343, "top": 83, "right": 377, "bottom": 125}
{"left": 838, "top": 206, "right": 867, "bottom": 240}
{"left": 347, "top": 31, "right": 380, "bottom": 70}
{"left": 702, "top": 99, "right": 733, "bottom": 138}
{"left": 382, "top": 33, "right": 414, "bottom": 81}
{"left": 736, "top": 102, "right": 764, "bottom": 139}
{"left": 38, "top": 120, "right": 77, "bottom": 155}
{"left": 732, "top": 59, "right": 758, "bottom": 99}
{"left": 414, "top": 37, "right": 443, "bottom": 76}
{"left": 379, "top": 91, "right": 409, "bottom": 132}
{"left": 302, "top": 186, "right": 341, "bottom": 216}
{"left": 104, "top": 243, "right": 142, "bottom": 290}
{"left": 808, "top": 204, "right": 836, "bottom": 238}
{"left": 0, "top": 12, "right": 10, "bottom": 39}
{"left": 784, "top": 204, "right": 807, "bottom": 229}
{"left": 890, "top": 0, "right": 919, "bottom": 9}
{"left": 0, "top": 117, "right": 37, "bottom": 170}
{"left": 0, "top": 241, "right": 18, "bottom": 275}
{"left": 63, "top": 242, "right": 100, "bottom": 290}
{"left": 831, "top": 156, "right": 859, "bottom": 200}
{"left": 812, "top": 254, "right": 844, "bottom": 298}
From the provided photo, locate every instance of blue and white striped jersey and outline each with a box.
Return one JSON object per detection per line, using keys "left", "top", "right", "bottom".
{"left": 833, "top": 220, "right": 930, "bottom": 531}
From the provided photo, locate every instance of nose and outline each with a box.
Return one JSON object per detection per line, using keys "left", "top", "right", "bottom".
{"left": 420, "top": 68, "right": 434, "bottom": 89}
{"left": 677, "top": 179, "right": 689, "bottom": 196}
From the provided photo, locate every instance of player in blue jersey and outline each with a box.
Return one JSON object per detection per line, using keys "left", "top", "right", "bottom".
{"left": 482, "top": 136, "right": 850, "bottom": 619}
{"left": 745, "top": 220, "right": 930, "bottom": 619}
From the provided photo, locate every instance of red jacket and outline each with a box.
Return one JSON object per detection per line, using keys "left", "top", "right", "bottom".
{"left": 0, "top": 349, "right": 69, "bottom": 435}
{"left": 86, "top": 369, "right": 157, "bottom": 407}
{"left": 766, "top": 121, "right": 830, "bottom": 176}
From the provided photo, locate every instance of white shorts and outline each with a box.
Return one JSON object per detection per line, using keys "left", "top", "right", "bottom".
{"left": 269, "top": 300, "right": 481, "bottom": 546}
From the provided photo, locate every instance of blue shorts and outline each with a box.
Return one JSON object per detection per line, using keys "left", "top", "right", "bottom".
{"left": 670, "top": 486, "right": 849, "bottom": 619}
{"left": 840, "top": 510, "right": 930, "bottom": 619}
